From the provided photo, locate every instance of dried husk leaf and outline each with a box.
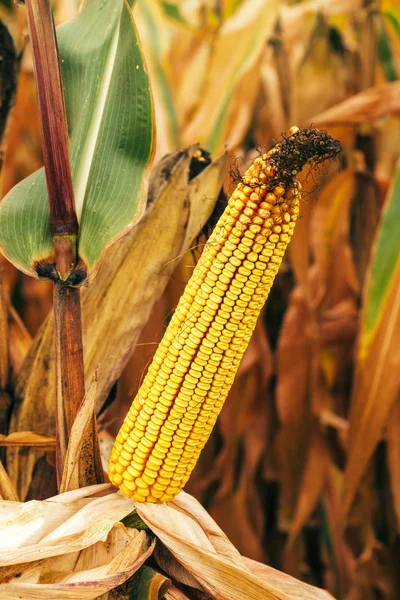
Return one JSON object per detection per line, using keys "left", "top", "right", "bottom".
{"left": 0, "top": 527, "right": 154, "bottom": 599}
{"left": 244, "top": 557, "right": 335, "bottom": 600}
{"left": 164, "top": 586, "right": 193, "bottom": 600}
{"left": 0, "top": 484, "right": 135, "bottom": 566}
{"left": 135, "top": 491, "right": 335, "bottom": 600}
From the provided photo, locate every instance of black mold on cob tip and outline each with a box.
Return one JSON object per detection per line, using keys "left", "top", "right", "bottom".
{"left": 267, "top": 127, "right": 342, "bottom": 192}
{"left": 229, "top": 127, "right": 342, "bottom": 196}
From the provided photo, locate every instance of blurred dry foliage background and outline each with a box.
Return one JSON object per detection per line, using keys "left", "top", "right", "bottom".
{"left": 1, "top": 0, "right": 400, "bottom": 598}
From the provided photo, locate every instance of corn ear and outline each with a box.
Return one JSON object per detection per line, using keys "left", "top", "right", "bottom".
{"left": 109, "top": 127, "right": 341, "bottom": 503}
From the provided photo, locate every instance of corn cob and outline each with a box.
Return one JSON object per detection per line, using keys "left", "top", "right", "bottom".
{"left": 109, "top": 127, "right": 341, "bottom": 503}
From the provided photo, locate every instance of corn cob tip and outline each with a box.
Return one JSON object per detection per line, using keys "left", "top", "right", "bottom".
{"left": 109, "top": 127, "right": 341, "bottom": 503}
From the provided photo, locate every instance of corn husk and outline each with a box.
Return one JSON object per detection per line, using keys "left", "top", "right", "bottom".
{"left": 0, "top": 484, "right": 153, "bottom": 599}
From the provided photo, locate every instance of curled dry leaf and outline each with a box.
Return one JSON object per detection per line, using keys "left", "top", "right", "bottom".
{"left": 0, "top": 484, "right": 134, "bottom": 565}
{"left": 313, "top": 81, "right": 400, "bottom": 126}
{"left": 135, "top": 490, "right": 336, "bottom": 600}
{"left": 0, "top": 483, "right": 156, "bottom": 599}
{"left": 0, "top": 527, "right": 153, "bottom": 599}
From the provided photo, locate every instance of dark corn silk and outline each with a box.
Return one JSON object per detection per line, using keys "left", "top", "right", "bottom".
{"left": 109, "top": 126, "right": 341, "bottom": 503}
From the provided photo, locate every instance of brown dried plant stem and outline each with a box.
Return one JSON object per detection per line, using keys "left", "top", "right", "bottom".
{"left": 24, "top": 0, "right": 101, "bottom": 486}
{"left": 53, "top": 285, "right": 85, "bottom": 474}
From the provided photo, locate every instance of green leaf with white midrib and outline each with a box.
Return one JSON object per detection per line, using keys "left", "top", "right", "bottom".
{"left": 0, "top": 0, "right": 154, "bottom": 279}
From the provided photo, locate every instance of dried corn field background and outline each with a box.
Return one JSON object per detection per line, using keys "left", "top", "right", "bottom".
{"left": 1, "top": 0, "right": 400, "bottom": 598}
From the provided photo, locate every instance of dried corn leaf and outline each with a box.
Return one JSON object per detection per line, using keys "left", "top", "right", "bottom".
{"left": 0, "top": 460, "right": 18, "bottom": 501}
{"left": 292, "top": 19, "right": 348, "bottom": 126}
{"left": 280, "top": 0, "right": 362, "bottom": 45}
{"left": 135, "top": 491, "right": 335, "bottom": 600}
{"left": 285, "top": 429, "right": 330, "bottom": 552}
{"left": 134, "top": 0, "right": 179, "bottom": 157}
{"left": 0, "top": 432, "right": 55, "bottom": 450}
{"left": 244, "top": 557, "right": 335, "bottom": 600}
{"left": 8, "top": 307, "right": 32, "bottom": 377}
{"left": 313, "top": 81, "right": 400, "bottom": 125}
{"left": 0, "top": 484, "right": 135, "bottom": 565}
{"left": 154, "top": 543, "right": 200, "bottom": 590}
{"left": 342, "top": 161, "right": 400, "bottom": 520}
{"left": 0, "top": 527, "right": 153, "bottom": 599}
{"left": 60, "top": 375, "right": 98, "bottom": 493}
{"left": 182, "top": 0, "right": 278, "bottom": 152}
{"left": 164, "top": 586, "right": 193, "bottom": 600}
{"left": 387, "top": 394, "right": 400, "bottom": 530}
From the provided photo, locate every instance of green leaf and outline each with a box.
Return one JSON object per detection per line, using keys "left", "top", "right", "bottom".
{"left": 122, "top": 511, "right": 149, "bottom": 530}
{"left": 342, "top": 162, "right": 400, "bottom": 520}
{"left": 137, "top": 0, "right": 179, "bottom": 148}
{"left": 360, "top": 161, "right": 400, "bottom": 359}
{"left": 383, "top": 5, "right": 400, "bottom": 40}
{"left": 0, "top": 0, "right": 154, "bottom": 279}
{"left": 129, "top": 565, "right": 170, "bottom": 600}
{"left": 161, "top": 1, "right": 186, "bottom": 24}
{"left": 378, "top": 22, "right": 398, "bottom": 82}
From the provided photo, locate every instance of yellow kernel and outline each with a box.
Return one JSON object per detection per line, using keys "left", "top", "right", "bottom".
{"left": 122, "top": 479, "right": 136, "bottom": 491}
{"left": 149, "top": 489, "right": 164, "bottom": 499}
{"left": 113, "top": 473, "right": 123, "bottom": 485}
{"left": 160, "top": 494, "right": 174, "bottom": 502}
{"left": 142, "top": 473, "right": 156, "bottom": 486}
{"left": 133, "top": 492, "right": 147, "bottom": 502}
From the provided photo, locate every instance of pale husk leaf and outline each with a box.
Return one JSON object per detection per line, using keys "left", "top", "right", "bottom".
{"left": 0, "top": 527, "right": 154, "bottom": 599}
{"left": 0, "top": 485, "right": 135, "bottom": 566}
{"left": 135, "top": 491, "right": 333, "bottom": 600}
{"left": 244, "top": 557, "right": 335, "bottom": 600}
